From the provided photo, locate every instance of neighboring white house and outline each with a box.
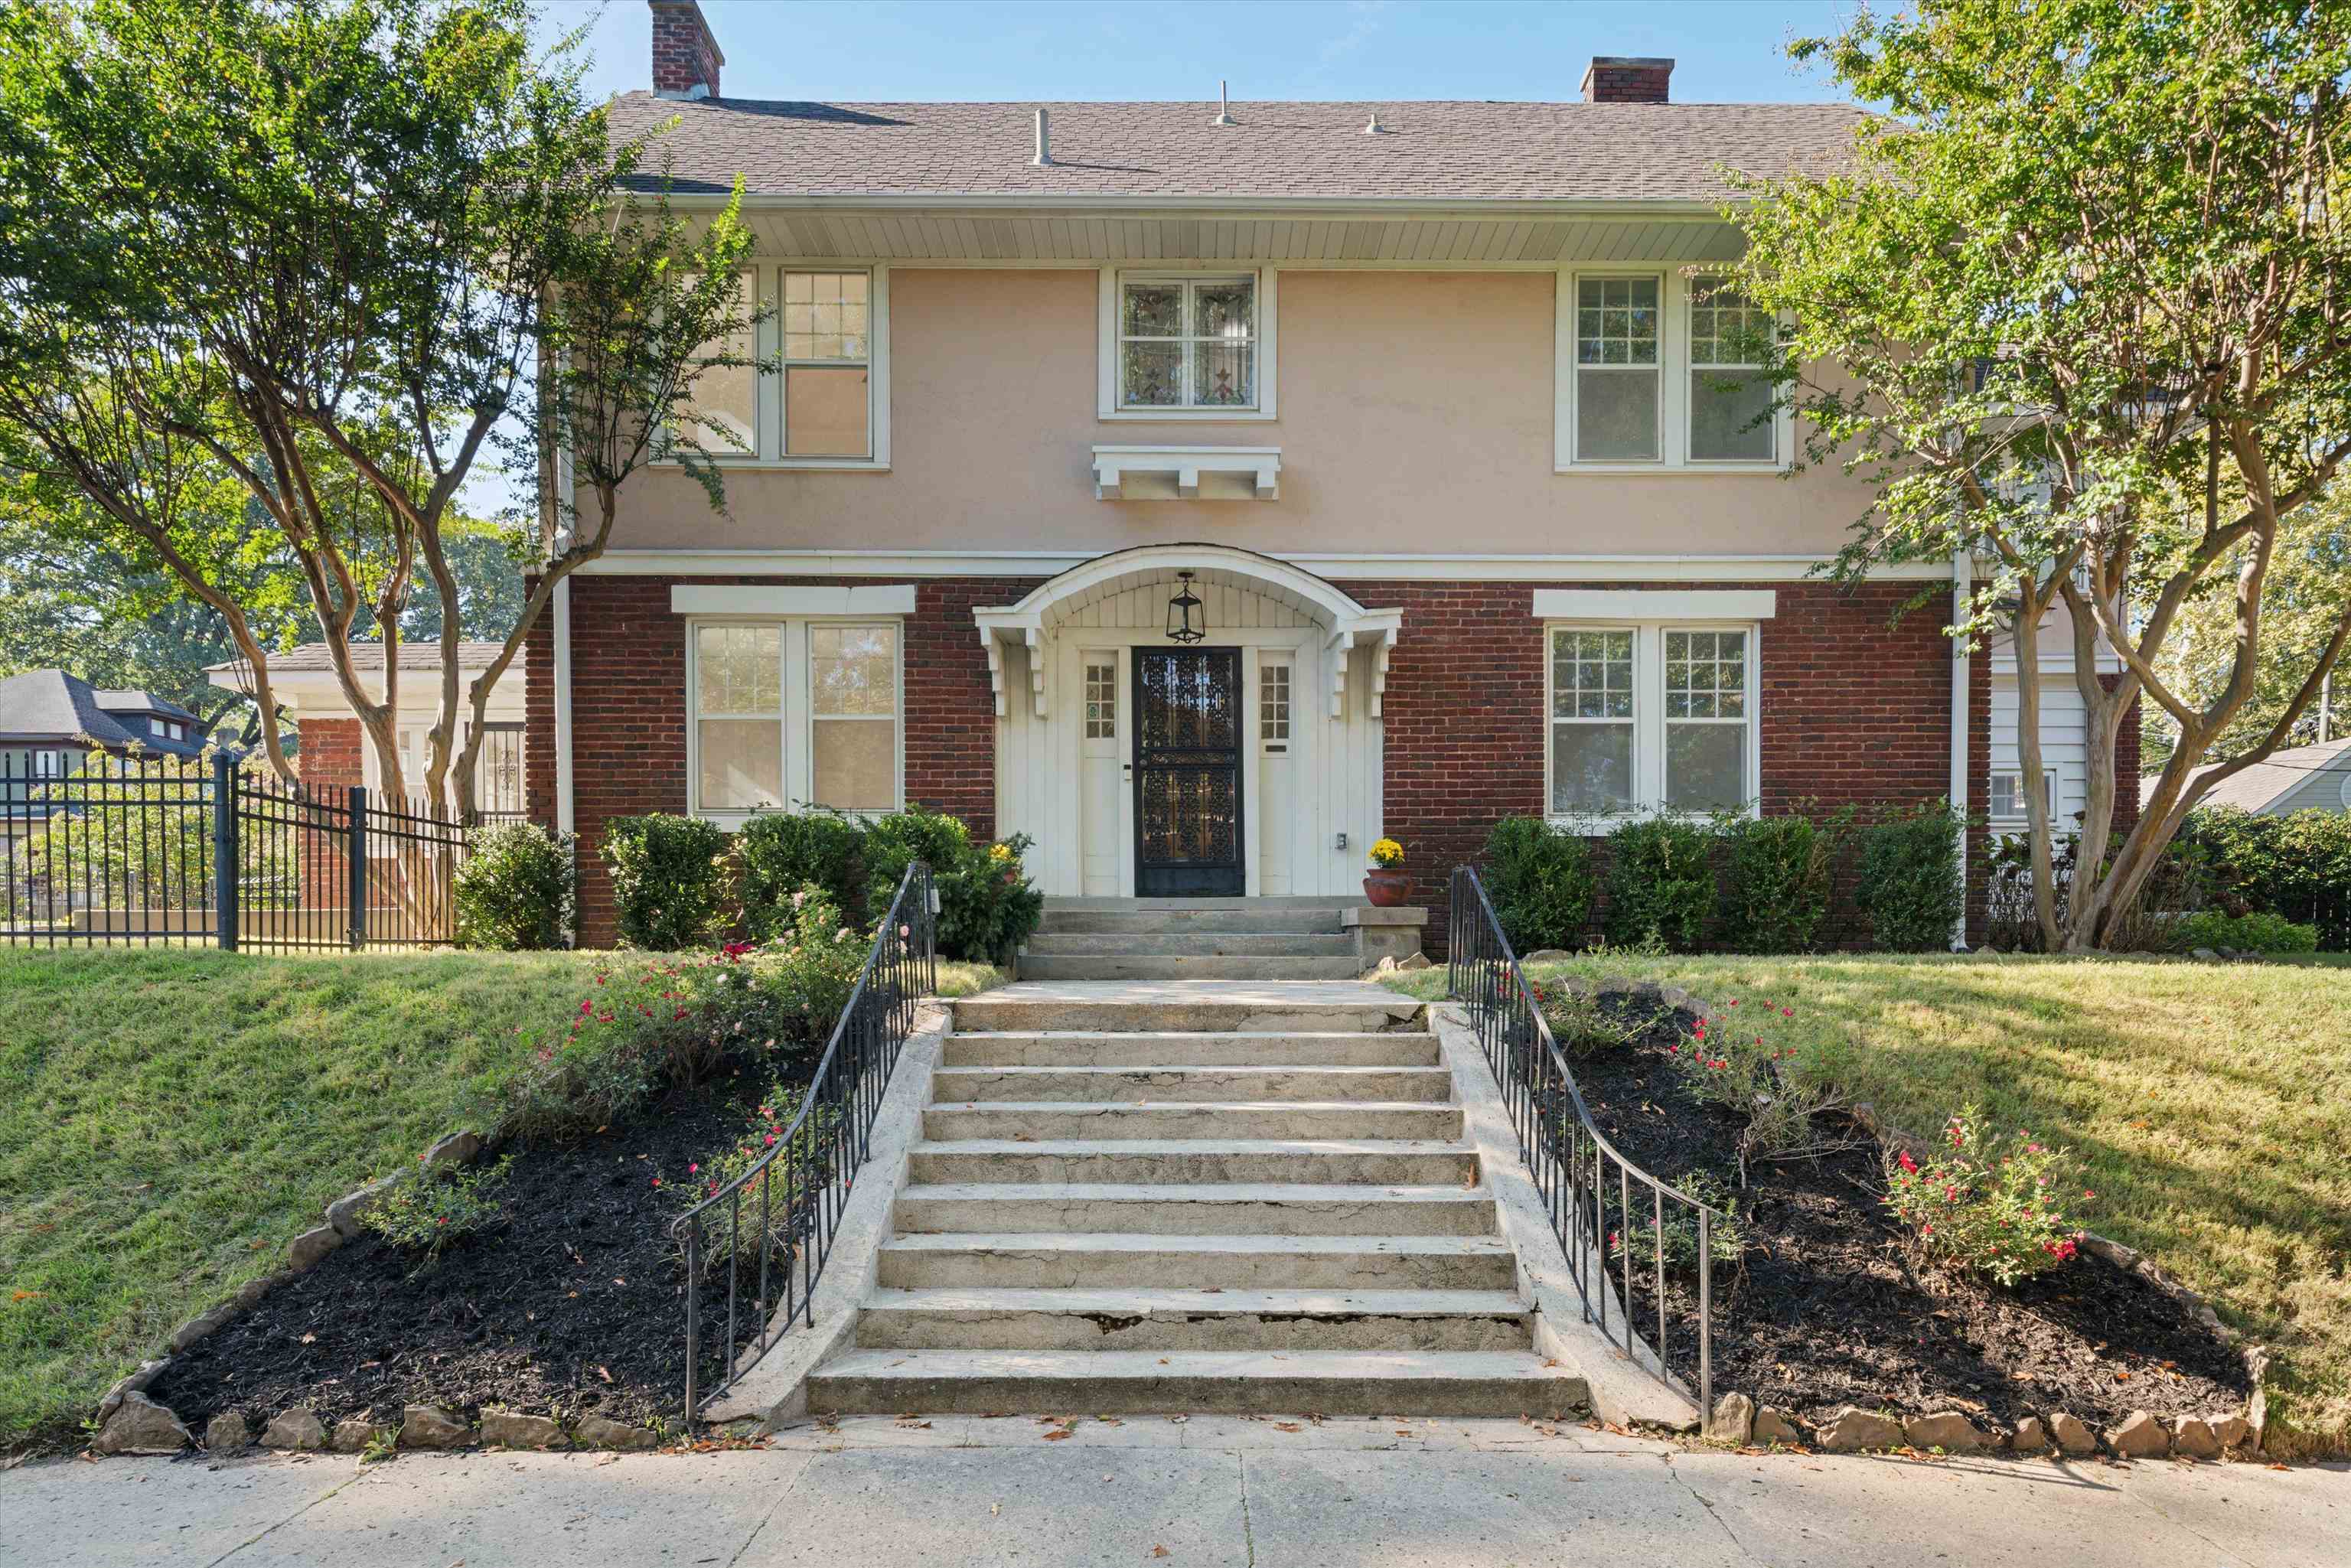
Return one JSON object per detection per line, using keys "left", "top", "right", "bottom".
{"left": 206, "top": 642, "right": 530, "bottom": 818}
{"left": 1989, "top": 609, "right": 2124, "bottom": 835}
{"left": 2147, "top": 736, "right": 2351, "bottom": 817}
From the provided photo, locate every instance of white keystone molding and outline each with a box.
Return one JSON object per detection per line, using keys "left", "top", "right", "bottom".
{"left": 1531, "top": 588, "right": 1778, "bottom": 621}
{"left": 1091, "top": 445, "right": 1281, "bottom": 500}
{"left": 670, "top": 584, "right": 918, "bottom": 617}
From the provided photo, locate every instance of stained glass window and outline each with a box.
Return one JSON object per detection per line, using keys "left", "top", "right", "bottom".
{"left": 1119, "top": 275, "right": 1256, "bottom": 409}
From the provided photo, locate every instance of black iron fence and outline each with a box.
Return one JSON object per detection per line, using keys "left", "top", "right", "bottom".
{"left": 673, "top": 860, "right": 936, "bottom": 1426}
{"left": 1446, "top": 864, "right": 1724, "bottom": 1420}
{"left": 0, "top": 751, "right": 469, "bottom": 952}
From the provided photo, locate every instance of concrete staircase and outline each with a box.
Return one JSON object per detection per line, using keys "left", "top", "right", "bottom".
{"left": 1016, "top": 896, "right": 1366, "bottom": 981}
{"left": 806, "top": 980, "right": 1589, "bottom": 1417}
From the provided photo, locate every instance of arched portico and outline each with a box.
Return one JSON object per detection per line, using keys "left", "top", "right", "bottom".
{"left": 976, "top": 546, "right": 1400, "bottom": 898}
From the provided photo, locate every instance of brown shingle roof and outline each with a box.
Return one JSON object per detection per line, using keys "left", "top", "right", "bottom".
{"left": 606, "top": 95, "right": 1867, "bottom": 205}
{"left": 205, "top": 642, "right": 520, "bottom": 675}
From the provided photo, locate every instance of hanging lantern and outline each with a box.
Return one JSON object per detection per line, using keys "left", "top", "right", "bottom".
{"left": 1165, "top": 571, "right": 1205, "bottom": 644}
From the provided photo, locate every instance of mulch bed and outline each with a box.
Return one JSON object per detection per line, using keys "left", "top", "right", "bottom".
{"left": 1573, "top": 993, "right": 2249, "bottom": 1432}
{"left": 148, "top": 1079, "right": 777, "bottom": 1436}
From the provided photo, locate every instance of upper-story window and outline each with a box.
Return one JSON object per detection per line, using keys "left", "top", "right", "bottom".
{"left": 1098, "top": 268, "right": 1277, "bottom": 420}
{"left": 1557, "top": 269, "right": 1783, "bottom": 471}
{"left": 673, "top": 266, "right": 889, "bottom": 468}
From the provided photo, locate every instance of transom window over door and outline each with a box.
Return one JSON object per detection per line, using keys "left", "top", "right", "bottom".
{"left": 1118, "top": 275, "right": 1257, "bottom": 409}
{"left": 1547, "top": 624, "right": 1757, "bottom": 822}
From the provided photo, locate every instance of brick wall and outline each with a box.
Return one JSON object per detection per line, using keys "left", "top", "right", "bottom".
{"left": 296, "top": 718, "right": 363, "bottom": 791}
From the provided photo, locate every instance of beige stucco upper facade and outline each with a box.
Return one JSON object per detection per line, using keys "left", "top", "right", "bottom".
{"left": 598, "top": 262, "right": 1884, "bottom": 567}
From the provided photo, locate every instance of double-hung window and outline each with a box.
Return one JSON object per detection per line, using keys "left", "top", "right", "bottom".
{"left": 689, "top": 620, "right": 902, "bottom": 821}
{"left": 1548, "top": 623, "right": 1758, "bottom": 822}
{"left": 1101, "top": 269, "right": 1274, "bottom": 418}
{"left": 673, "top": 266, "right": 889, "bottom": 466}
{"left": 1558, "top": 269, "right": 1783, "bottom": 470}
{"left": 1988, "top": 770, "right": 2057, "bottom": 825}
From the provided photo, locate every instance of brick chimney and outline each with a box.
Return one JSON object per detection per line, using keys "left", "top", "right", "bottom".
{"left": 1580, "top": 57, "right": 1674, "bottom": 104}
{"left": 651, "top": 0, "right": 723, "bottom": 101}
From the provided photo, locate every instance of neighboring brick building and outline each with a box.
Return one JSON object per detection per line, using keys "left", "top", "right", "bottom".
{"left": 526, "top": 2, "right": 2135, "bottom": 947}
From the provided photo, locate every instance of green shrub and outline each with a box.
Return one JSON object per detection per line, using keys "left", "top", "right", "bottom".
{"left": 1602, "top": 813, "right": 1717, "bottom": 950}
{"left": 2170, "top": 908, "right": 2320, "bottom": 954}
{"left": 735, "top": 885, "right": 871, "bottom": 1048}
{"left": 599, "top": 813, "right": 733, "bottom": 950}
{"left": 666, "top": 1082, "right": 840, "bottom": 1279}
{"left": 1527, "top": 976, "right": 1648, "bottom": 1058}
{"left": 1672, "top": 996, "right": 1852, "bottom": 1162}
{"left": 863, "top": 805, "right": 1043, "bottom": 963}
{"left": 738, "top": 810, "right": 866, "bottom": 937}
{"left": 1717, "top": 807, "right": 1851, "bottom": 954}
{"left": 360, "top": 1156, "right": 514, "bottom": 1260}
{"left": 453, "top": 821, "right": 575, "bottom": 950}
{"left": 1882, "top": 1107, "right": 2088, "bottom": 1286}
{"left": 1608, "top": 1169, "right": 1743, "bottom": 1277}
{"left": 2178, "top": 806, "right": 2351, "bottom": 949}
{"left": 1854, "top": 801, "right": 1964, "bottom": 951}
{"left": 1479, "top": 815, "right": 1596, "bottom": 951}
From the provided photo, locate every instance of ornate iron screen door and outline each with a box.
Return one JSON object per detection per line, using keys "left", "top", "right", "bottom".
{"left": 1133, "top": 646, "right": 1245, "bottom": 896}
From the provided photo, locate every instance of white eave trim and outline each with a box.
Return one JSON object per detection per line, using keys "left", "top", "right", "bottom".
{"left": 1093, "top": 445, "right": 1281, "bottom": 500}
{"left": 669, "top": 584, "right": 918, "bottom": 616}
{"left": 672, "top": 191, "right": 1749, "bottom": 220}
{"left": 1532, "top": 588, "right": 1778, "bottom": 621}
{"left": 579, "top": 551, "right": 1955, "bottom": 583}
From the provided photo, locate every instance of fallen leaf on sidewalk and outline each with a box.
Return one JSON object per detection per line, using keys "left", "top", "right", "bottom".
{"left": 1042, "top": 1429, "right": 1071, "bottom": 1442}
{"left": 1273, "top": 1422, "right": 1302, "bottom": 1433}
{"left": 1150, "top": 1548, "right": 1170, "bottom": 1559}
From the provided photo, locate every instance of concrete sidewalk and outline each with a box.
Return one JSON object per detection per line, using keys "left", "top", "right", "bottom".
{"left": 5, "top": 1416, "right": 2346, "bottom": 1567}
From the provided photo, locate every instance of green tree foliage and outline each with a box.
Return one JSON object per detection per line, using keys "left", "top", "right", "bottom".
{"left": 1733, "top": 0, "right": 2351, "bottom": 949}
{"left": 0, "top": 0, "right": 761, "bottom": 814}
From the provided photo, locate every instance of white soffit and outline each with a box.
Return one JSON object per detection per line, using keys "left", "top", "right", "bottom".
{"left": 670, "top": 585, "right": 918, "bottom": 616}
{"left": 1532, "top": 588, "right": 1778, "bottom": 621}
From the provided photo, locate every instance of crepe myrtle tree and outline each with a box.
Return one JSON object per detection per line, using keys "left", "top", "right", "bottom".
{"left": 1729, "top": 0, "right": 2351, "bottom": 951}
{"left": 0, "top": 0, "right": 765, "bottom": 816}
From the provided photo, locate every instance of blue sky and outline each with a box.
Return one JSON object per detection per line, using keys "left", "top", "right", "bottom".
{"left": 537, "top": 1, "right": 1865, "bottom": 105}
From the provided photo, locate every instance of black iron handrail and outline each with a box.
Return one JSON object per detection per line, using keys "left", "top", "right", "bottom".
{"left": 673, "top": 860, "right": 937, "bottom": 1426}
{"left": 1446, "top": 864, "right": 1723, "bottom": 1420}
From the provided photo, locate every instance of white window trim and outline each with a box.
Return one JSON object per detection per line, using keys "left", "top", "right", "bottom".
{"left": 1987, "top": 768, "right": 2059, "bottom": 825}
{"left": 683, "top": 614, "right": 905, "bottom": 829}
{"left": 1554, "top": 267, "right": 1792, "bottom": 474}
{"left": 1097, "top": 265, "right": 1278, "bottom": 422}
{"left": 1544, "top": 618, "right": 1763, "bottom": 832}
{"left": 660, "top": 264, "right": 892, "bottom": 472}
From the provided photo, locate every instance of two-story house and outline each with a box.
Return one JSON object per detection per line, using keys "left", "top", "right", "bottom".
{"left": 523, "top": 1, "right": 2137, "bottom": 945}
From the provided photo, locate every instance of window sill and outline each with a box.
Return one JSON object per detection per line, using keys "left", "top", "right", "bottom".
{"left": 654, "top": 457, "right": 890, "bottom": 474}
{"left": 1097, "top": 407, "right": 1276, "bottom": 423}
{"left": 1554, "top": 462, "right": 1790, "bottom": 477}
{"left": 693, "top": 804, "right": 901, "bottom": 830}
{"left": 1545, "top": 807, "right": 1760, "bottom": 835}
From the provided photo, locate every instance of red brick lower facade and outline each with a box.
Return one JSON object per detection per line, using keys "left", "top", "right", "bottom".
{"left": 531, "top": 570, "right": 2137, "bottom": 948}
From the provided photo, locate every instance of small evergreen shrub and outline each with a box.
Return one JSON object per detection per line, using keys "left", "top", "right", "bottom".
{"left": 1717, "top": 807, "right": 1851, "bottom": 954}
{"left": 599, "top": 813, "right": 733, "bottom": 950}
{"left": 453, "top": 821, "right": 575, "bottom": 950}
{"left": 738, "top": 810, "right": 866, "bottom": 937}
{"left": 1883, "top": 1107, "right": 2089, "bottom": 1286}
{"left": 1608, "top": 1169, "right": 1743, "bottom": 1277}
{"left": 361, "top": 1156, "right": 514, "bottom": 1260}
{"left": 1479, "top": 815, "right": 1596, "bottom": 951}
{"left": 1854, "top": 801, "right": 1964, "bottom": 952}
{"left": 2170, "top": 909, "right": 2320, "bottom": 954}
{"left": 1602, "top": 813, "right": 1717, "bottom": 950}
{"left": 864, "top": 805, "right": 1043, "bottom": 963}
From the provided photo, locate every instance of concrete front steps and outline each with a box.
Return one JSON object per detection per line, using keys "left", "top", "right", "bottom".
{"left": 804, "top": 981, "right": 1588, "bottom": 1419}
{"left": 1016, "top": 897, "right": 1365, "bottom": 981}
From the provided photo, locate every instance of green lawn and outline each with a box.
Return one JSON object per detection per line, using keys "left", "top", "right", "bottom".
{"left": 0, "top": 946, "right": 1004, "bottom": 1451}
{"left": 1383, "top": 951, "right": 2351, "bottom": 1457}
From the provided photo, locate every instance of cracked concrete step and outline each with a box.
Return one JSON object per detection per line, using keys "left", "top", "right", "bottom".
{"left": 1022, "top": 932, "right": 1358, "bottom": 957}
{"left": 908, "top": 1138, "right": 1480, "bottom": 1187}
{"left": 951, "top": 989, "right": 1424, "bottom": 1035}
{"left": 922, "top": 1100, "right": 1465, "bottom": 1143}
{"left": 932, "top": 1064, "right": 1455, "bottom": 1104}
{"left": 893, "top": 1182, "right": 1498, "bottom": 1237}
{"left": 941, "top": 1031, "right": 1442, "bottom": 1069}
{"left": 854, "top": 1287, "right": 1533, "bottom": 1352}
{"left": 1038, "top": 908, "right": 1347, "bottom": 935}
{"left": 807, "top": 1348, "right": 1587, "bottom": 1417}
{"left": 1016, "top": 954, "right": 1371, "bottom": 982}
{"left": 875, "top": 1232, "right": 1519, "bottom": 1290}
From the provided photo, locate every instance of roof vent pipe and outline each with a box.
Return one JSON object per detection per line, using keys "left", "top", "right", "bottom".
{"left": 1213, "top": 80, "right": 1234, "bottom": 126}
{"left": 1032, "top": 107, "right": 1052, "bottom": 166}
{"left": 1364, "top": 110, "right": 1384, "bottom": 134}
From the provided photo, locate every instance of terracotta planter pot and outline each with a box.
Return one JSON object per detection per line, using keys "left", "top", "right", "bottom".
{"left": 1362, "top": 869, "right": 1411, "bottom": 907}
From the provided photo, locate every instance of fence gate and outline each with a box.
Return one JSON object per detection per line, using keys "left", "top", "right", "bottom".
{"left": 1, "top": 752, "right": 469, "bottom": 952}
